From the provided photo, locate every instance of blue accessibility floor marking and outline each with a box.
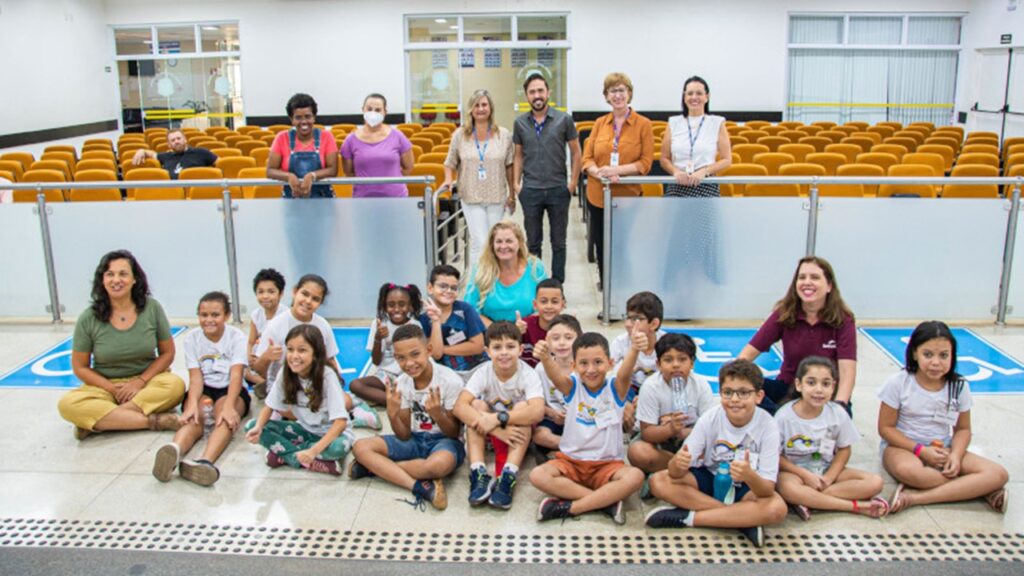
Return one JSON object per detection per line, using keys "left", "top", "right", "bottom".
{"left": 860, "top": 327, "right": 1024, "bottom": 394}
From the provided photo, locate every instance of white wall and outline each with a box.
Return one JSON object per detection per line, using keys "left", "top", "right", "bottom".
{"left": 0, "top": 0, "right": 119, "bottom": 135}
{"left": 956, "top": 0, "right": 1024, "bottom": 131}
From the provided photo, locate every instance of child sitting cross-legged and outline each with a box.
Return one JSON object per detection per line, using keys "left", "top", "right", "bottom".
{"left": 530, "top": 329, "right": 645, "bottom": 524}
{"left": 452, "top": 321, "right": 546, "bottom": 510}
{"left": 531, "top": 314, "right": 583, "bottom": 462}
{"left": 349, "top": 324, "right": 465, "bottom": 510}
{"left": 646, "top": 359, "right": 787, "bottom": 548}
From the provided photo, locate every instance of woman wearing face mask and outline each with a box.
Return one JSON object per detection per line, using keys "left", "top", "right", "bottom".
{"left": 340, "top": 93, "right": 415, "bottom": 198}
{"left": 268, "top": 93, "right": 338, "bottom": 198}
{"left": 442, "top": 89, "right": 515, "bottom": 266}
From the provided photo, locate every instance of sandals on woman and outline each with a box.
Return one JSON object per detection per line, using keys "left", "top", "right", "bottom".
{"left": 986, "top": 489, "right": 1009, "bottom": 514}
{"left": 888, "top": 483, "right": 911, "bottom": 514}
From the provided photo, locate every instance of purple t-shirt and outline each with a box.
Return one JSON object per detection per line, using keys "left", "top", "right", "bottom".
{"left": 339, "top": 128, "right": 413, "bottom": 198}
{"left": 748, "top": 309, "right": 857, "bottom": 385}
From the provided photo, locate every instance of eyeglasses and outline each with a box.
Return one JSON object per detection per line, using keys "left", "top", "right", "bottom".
{"left": 624, "top": 315, "right": 648, "bottom": 323}
{"left": 607, "top": 87, "right": 629, "bottom": 95}
{"left": 720, "top": 388, "right": 757, "bottom": 400}
{"left": 433, "top": 283, "right": 458, "bottom": 293}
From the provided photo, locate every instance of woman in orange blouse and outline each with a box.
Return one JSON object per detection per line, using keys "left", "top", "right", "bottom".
{"left": 581, "top": 72, "right": 655, "bottom": 284}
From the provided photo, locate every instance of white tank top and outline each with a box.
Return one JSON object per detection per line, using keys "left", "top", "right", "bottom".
{"left": 560, "top": 375, "right": 626, "bottom": 461}
{"left": 669, "top": 114, "right": 725, "bottom": 171}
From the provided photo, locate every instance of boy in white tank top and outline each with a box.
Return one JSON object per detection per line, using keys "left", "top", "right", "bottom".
{"left": 530, "top": 330, "right": 645, "bottom": 524}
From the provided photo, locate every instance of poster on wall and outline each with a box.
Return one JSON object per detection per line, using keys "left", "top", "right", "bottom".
{"left": 511, "top": 48, "right": 527, "bottom": 68}
{"left": 484, "top": 48, "right": 502, "bottom": 68}
{"left": 432, "top": 50, "right": 449, "bottom": 69}
{"left": 460, "top": 48, "right": 475, "bottom": 68}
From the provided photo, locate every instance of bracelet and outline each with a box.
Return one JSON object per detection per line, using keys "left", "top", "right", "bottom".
{"left": 311, "top": 172, "right": 318, "bottom": 182}
{"left": 913, "top": 443, "right": 925, "bottom": 458}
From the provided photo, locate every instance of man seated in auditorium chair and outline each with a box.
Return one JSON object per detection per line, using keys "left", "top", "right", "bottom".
{"left": 131, "top": 128, "right": 217, "bottom": 179}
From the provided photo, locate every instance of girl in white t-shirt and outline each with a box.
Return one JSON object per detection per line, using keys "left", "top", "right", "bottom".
{"left": 246, "top": 324, "right": 354, "bottom": 475}
{"left": 152, "top": 292, "right": 249, "bottom": 487}
{"left": 245, "top": 268, "right": 286, "bottom": 399}
{"left": 880, "top": 321, "right": 1009, "bottom": 514}
{"left": 350, "top": 282, "right": 423, "bottom": 406}
{"left": 776, "top": 357, "right": 887, "bottom": 520}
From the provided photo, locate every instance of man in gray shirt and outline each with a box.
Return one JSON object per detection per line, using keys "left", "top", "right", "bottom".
{"left": 512, "top": 74, "right": 581, "bottom": 284}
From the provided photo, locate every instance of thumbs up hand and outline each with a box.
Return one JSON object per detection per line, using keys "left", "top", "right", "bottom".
{"left": 730, "top": 449, "right": 752, "bottom": 483}
{"left": 668, "top": 444, "right": 692, "bottom": 476}
{"left": 515, "top": 311, "right": 527, "bottom": 335}
{"left": 630, "top": 324, "right": 649, "bottom": 352}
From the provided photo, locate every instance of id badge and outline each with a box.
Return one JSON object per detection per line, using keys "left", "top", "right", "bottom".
{"left": 447, "top": 330, "right": 467, "bottom": 345}
{"left": 686, "top": 161, "right": 695, "bottom": 175}
{"left": 477, "top": 166, "right": 487, "bottom": 181}
{"left": 819, "top": 437, "right": 837, "bottom": 456}
{"left": 609, "top": 152, "right": 620, "bottom": 167}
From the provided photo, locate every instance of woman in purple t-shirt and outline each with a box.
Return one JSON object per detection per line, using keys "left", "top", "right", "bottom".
{"left": 340, "top": 93, "right": 414, "bottom": 198}
{"left": 739, "top": 256, "right": 857, "bottom": 416}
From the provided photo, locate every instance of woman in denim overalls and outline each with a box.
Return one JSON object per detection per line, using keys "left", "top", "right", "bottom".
{"left": 267, "top": 93, "right": 338, "bottom": 198}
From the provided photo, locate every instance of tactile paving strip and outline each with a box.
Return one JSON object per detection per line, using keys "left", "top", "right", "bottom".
{"left": 1, "top": 518, "right": 1022, "bottom": 563}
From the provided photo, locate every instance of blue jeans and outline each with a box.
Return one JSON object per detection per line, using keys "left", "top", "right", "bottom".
{"left": 519, "top": 186, "right": 570, "bottom": 282}
{"left": 383, "top": 432, "right": 465, "bottom": 466}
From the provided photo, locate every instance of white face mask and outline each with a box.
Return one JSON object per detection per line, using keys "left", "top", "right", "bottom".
{"left": 363, "top": 111, "right": 384, "bottom": 127}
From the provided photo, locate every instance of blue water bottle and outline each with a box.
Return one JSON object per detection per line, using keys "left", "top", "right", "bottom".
{"left": 713, "top": 461, "right": 735, "bottom": 504}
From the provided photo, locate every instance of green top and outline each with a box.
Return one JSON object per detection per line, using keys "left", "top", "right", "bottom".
{"left": 72, "top": 298, "right": 172, "bottom": 379}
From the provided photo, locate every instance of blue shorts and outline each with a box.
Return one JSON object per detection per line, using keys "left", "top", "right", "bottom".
{"left": 536, "top": 418, "right": 564, "bottom": 436}
{"left": 690, "top": 466, "right": 751, "bottom": 502}
{"left": 383, "top": 432, "right": 465, "bottom": 466}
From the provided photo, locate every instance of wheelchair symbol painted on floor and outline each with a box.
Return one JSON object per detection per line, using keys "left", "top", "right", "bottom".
{"left": 860, "top": 327, "right": 1024, "bottom": 394}
{"left": 665, "top": 329, "right": 782, "bottom": 392}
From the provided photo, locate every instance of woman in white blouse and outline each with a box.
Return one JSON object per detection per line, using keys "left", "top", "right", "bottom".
{"left": 659, "top": 76, "right": 732, "bottom": 197}
{"left": 442, "top": 89, "right": 515, "bottom": 266}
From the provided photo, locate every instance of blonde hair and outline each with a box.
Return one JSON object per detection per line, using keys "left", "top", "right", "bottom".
{"left": 472, "top": 221, "right": 541, "bottom": 308}
{"left": 603, "top": 72, "right": 634, "bottom": 103}
{"left": 461, "top": 89, "right": 496, "bottom": 138}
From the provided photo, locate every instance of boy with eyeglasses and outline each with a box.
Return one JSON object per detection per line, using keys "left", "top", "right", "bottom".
{"left": 645, "top": 359, "right": 787, "bottom": 548}
{"left": 420, "top": 265, "right": 487, "bottom": 382}
{"left": 610, "top": 291, "right": 666, "bottom": 431}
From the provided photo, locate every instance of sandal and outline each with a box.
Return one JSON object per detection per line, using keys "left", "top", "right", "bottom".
{"left": 888, "top": 483, "right": 910, "bottom": 514}
{"left": 148, "top": 412, "right": 182, "bottom": 432}
{"left": 986, "top": 489, "right": 1008, "bottom": 514}
{"left": 870, "top": 497, "right": 891, "bottom": 518}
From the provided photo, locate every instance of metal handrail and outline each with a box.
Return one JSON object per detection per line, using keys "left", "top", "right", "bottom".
{"left": 610, "top": 175, "right": 1024, "bottom": 186}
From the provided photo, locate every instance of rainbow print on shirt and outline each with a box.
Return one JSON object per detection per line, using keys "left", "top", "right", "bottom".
{"left": 786, "top": 435, "right": 814, "bottom": 449}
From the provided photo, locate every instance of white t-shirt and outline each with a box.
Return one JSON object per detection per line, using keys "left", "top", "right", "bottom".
{"left": 464, "top": 360, "right": 544, "bottom": 412}
{"left": 669, "top": 114, "right": 725, "bottom": 172}
{"left": 774, "top": 401, "right": 860, "bottom": 468}
{"left": 266, "top": 367, "right": 349, "bottom": 436}
{"left": 536, "top": 360, "right": 569, "bottom": 412}
{"left": 636, "top": 371, "right": 715, "bottom": 428}
{"left": 183, "top": 325, "right": 249, "bottom": 390}
{"left": 877, "top": 370, "right": 972, "bottom": 445}
{"left": 367, "top": 317, "right": 418, "bottom": 377}
{"left": 397, "top": 362, "right": 465, "bottom": 435}
{"left": 611, "top": 330, "right": 665, "bottom": 394}
{"left": 250, "top": 303, "right": 286, "bottom": 343}
{"left": 255, "top": 310, "right": 338, "bottom": 382}
{"left": 684, "top": 405, "right": 781, "bottom": 483}
{"left": 560, "top": 375, "right": 627, "bottom": 461}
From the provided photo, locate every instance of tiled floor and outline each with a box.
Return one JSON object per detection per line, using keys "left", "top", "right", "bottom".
{"left": 1, "top": 194, "right": 1022, "bottom": 556}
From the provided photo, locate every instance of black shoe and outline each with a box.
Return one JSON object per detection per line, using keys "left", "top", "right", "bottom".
{"left": 645, "top": 505, "right": 691, "bottom": 529}
{"left": 602, "top": 500, "right": 626, "bottom": 525}
{"left": 537, "top": 498, "right": 573, "bottom": 522}
{"left": 348, "top": 459, "right": 374, "bottom": 480}
{"left": 738, "top": 525, "right": 764, "bottom": 548}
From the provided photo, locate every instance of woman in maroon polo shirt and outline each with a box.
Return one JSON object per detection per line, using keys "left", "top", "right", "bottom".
{"left": 738, "top": 256, "right": 856, "bottom": 416}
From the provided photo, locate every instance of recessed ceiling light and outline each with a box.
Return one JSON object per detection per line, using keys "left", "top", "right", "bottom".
{"left": 434, "top": 18, "right": 447, "bottom": 23}
{"left": 449, "top": 25, "right": 458, "bottom": 29}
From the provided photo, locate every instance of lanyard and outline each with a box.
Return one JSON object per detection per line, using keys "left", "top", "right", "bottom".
{"left": 473, "top": 127, "right": 491, "bottom": 162}
{"left": 532, "top": 114, "right": 548, "bottom": 139}
{"left": 612, "top": 113, "right": 628, "bottom": 153}
{"left": 686, "top": 115, "right": 706, "bottom": 161}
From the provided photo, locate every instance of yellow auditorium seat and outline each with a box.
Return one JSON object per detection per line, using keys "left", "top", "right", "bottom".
{"left": 70, "top": 169, "right": 121, "bottom": 202}
{"left": 941, "top": 164, "right": 999, "bottom": 198}
{"left": 901, "top": 153, "right": 945, "bottom": 177}
{"left": 409, "top": 163, "right": 446, "bottom": 197}
{"left": 778, "top": 162, "right": 826, "bottom": 196}
{"left": 811, "top": 121, "right": 837, "bottom": 130}
{"left": 397, "top": 123, "right": 423, "bottom": 134}
{"left": 0, "top": 159, "right": 25, "bottom": 181}
{"left": 855, "top": 152, "right": 899, "bottom": 174}
{"left": 16, "top": 169, "right": 66, "bottom": 202}
{"left": 215, "top": 156, "right": 257, "bottom": 179}
{"left": 744, "top": 121, "right": 770, "bottom": 130}
{"left": 797, "top": 125, "right": 823, "bottom": 136}
{"left": 824, "top": 143, "right": 860, "bottom": 164}
{"left": 418, "top": 152, "right": 448, "bottom": 165}
{"left": 1, "top": 151, "right": 36, "bottom": 172}
{"left": 842, "top": 121, "right": 869, "bottom": 131}
{"left": 410, "top": 145, "right": 423, "bottom": 162}
{"left": 409, "top": 138, "right": 434, "bottom": 153}
{"left": 832, "top": 125, "right": 858, "bottom": 135}
{"left": 81, "top": 150, "right": 117, "bottom": 162}
{"left": 752, "top": 152, "right": 795, "bottom": 176}
{"left": 955, "top": 153, "right": 999, "bottom": 169}
{"left": 878, "top": 164, "right": 937, "bottom": 198}
{"left": 180, "top": 167, "right": 235, "bottom": 199}
{"left": 867, "top": 125, "right": 895, "bottom": 140}
{"left": 960, "top": 143, "right": 999, "bottom": 157}
{"left": 876, "top": 121, "right": 903, "bottom": 132}
{"left": 909, "top": 121, "right": 936, "bottom": 132}
{"left": 756, "top": 136, "right": 789, "bottom": 152}
{"left": 641, "top": 183, "right": 664, "bottom": 197}
{"left": 1005, "top": 153, "right": 1024, "bottom": 174}
{"left": 44, "top": 145, "right": 78, "bottom": 160}
{"left": 125, "top": 168, "right": 183, "bottom": 200}
{"left": 915, "top": 144, "right": 955, "bottom": 173}
{"left": 75, "top": 159, "right": 117, "bottom": 175}
{"left": 236, "top": 140, "right": 265, "bottom": 156}
{"left": 777, "top": 121, "right": 803, "bottom": 129}
{"left": 778, "top": 143, "right": 815, "bottom": 163}
{"left": 739, "top": 130, "right": 769, "bottom": 142}
{"left": 778, "top": 130, "right": 806, "bottom": 143}
{"left": 236, "top": 126, "right": 264, "bottom": 136}
{"left": 835, "top": 163, "right": 884, "bottom": 197}
{"left": 120, "top": 157, "right": 160, "bottom": 176}
{"left": 30, "top": 159, "right": 72, "bottom": 182}
{"left": 224, "top": 135, "right": 253, "bottom": 148}
{"left": 761, "top": 125, "right": 785, "bottom": 136}
{"left": 237, "top": 167, "right": 279, "bottom": 199}
{"left": 728, "top": 135, "right": 749, "bottom": 145}
{"left": 817, "top": 130, "right": 846, "bottom": 144}
{"left": 718, "top": 163, "right": 768, "bottom": 197}
{"left": 1001, "top": 140, "right": 1024, "bottom": 162}
{"left": 83, "top": 138, "right": 114, "bottom": 149}
{"left": 797, "top": 136, "right": 831, "bottom": 152}
{"left": 805, "top": 152, "right": 847, "bottom": 176}
{"left": 884, "top": 136, "right": 918, "bottom": 153}
{"left": 41, "top": 150, "right": 76, "bottom": 172}
{"left": 250, "top": 147, "right": 271, "bottom": 167}
{"left": 839, "top": 137, "right": 873, "bottom": 154}
{"left": 732, "top": 144, "right": 770, "bottom": 164}
{"left": 871, "top": 143, "right": 908, "bottom": 161}
{"left": 211, "top": 147, "right": 242, "bottom": 158}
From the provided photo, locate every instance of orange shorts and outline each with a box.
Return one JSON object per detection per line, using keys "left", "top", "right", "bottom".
{"left": 549, "top": 452, "right": 625, "bottom": 490}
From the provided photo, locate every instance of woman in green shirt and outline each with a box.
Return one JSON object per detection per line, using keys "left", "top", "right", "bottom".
{"left": 58, "top": 250, "right": 185, "bottom": 440}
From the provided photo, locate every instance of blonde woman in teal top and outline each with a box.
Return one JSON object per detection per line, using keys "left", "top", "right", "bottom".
{"left": 464, "top": 221, "right": 548, "bottom": 326}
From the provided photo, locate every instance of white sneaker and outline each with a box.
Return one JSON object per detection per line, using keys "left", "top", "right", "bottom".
{"left": 152, "top": 443, "right": 179, "bottom": 483}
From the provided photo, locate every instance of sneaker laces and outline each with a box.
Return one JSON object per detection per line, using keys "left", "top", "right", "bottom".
{"left": 396, "top": 496, "right": 427, "bottom": 512}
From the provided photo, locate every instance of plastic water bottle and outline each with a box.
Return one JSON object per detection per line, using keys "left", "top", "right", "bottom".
{"left": 670, "top": 376, "right": 688, "bottom": 413}
{"left": 809, "top": 451, "right": 825, "bottom": 475}
{"left": 713, "top": 461, "right": 735, "bottom": 504}
{"left": 201, "top": 397, "right": 215, "bottom": 436}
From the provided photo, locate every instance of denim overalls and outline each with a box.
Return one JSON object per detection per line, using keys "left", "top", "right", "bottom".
{"left": 282, "top": 128, "right": 333, "bottom": 198}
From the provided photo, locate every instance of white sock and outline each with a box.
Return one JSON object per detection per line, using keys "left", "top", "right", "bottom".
{"left": 471, "top": 462, "right": 486, "bottom": 472}
{"left": 502, "top": 463, "right": 519, "bottom": 475}
{"left": 684, "top": 510, "right": 695, "bottom": 526}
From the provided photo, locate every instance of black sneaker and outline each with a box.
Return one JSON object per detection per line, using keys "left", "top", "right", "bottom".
{"left": 468, "top": 467, "right": 493, "bottom": 506}
{"left": 412, "top": 479, "right": 447, "bottom": 510}
{"left": 348, "top": 459, "right": 374, "bottom": 480}
{"left": 537, "top": 498, "right": 573, "bottom": 522}
{"left": 488, "top": 469, "right": 517, "bottom": 510}
{"left": 644, "top": 505, "right": 691, "bottom": 529}
{"left": 738, "top": 525, "right": 764, "bottom": 548}
{"left": 179, "top": 459, "right": 220, "bottom": 487}
{"left": 602, "top": 500, "right": 626, "bottom": 525}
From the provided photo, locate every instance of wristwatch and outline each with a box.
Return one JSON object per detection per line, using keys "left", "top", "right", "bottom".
{"left": 497, "top": 411, "right": 510, "bottom": 429}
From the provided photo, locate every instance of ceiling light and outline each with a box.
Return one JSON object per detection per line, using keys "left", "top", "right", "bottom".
{"left": 449, "top": 25, "right": 458, "bottom": 29}
{"left": 434, "top": 18, "right": 447, "bottom": 23}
